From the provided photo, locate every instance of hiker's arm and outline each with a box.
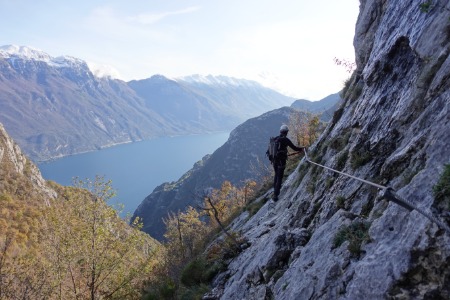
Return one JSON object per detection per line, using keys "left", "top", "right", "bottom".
{"left": 287, "top": 139, "right": 303, "bottom": 152}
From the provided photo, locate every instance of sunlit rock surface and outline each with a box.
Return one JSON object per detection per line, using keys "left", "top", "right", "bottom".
{"left": 207, "top": 1, "right": 450, "bottom": 299}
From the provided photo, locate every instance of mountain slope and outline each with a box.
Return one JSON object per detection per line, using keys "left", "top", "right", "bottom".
{"left": 178, "top": 74, "right": 296, "bottom": 120}
{"left": 0, "top": 122, "right": 159, "bottom": 298}
{"left": 290, "top": 92, "right": 340, "bottom": 113}
{"left": 133, "top": 107, "right": 299, "bottom": 240}
{"left": 128, "top": 75, "right": 241, "bottom": 132}
{"left": 203, "top": 1, "right": 450, "bottom": 299}
{"left": 0, "top": 46, "right": 172, "bottom": 161}
{"left": 291, "top": 92, "right": 342, "bottom": 121}
{"left": 0, "top": 46, "right": 295, "bottom": 162}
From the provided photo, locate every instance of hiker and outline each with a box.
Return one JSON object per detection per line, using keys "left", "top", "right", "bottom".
{"left": 270, "top": 125, "right": 304, "bottom": 202}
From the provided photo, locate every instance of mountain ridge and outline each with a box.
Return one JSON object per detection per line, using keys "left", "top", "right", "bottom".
{"left": 0, "top": 45, "right": 296, "bottom": 162}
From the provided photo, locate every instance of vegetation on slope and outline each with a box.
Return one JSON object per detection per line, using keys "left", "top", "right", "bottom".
{"left": 1, "top": 109, "right": 324, "bottom": 299}
{"left": 0, "top": 174, "right": 160, "bottom": 299}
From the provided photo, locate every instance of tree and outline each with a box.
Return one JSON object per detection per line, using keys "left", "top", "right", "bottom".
{"left": 42, "top": 176, "right": 157, "bottom": 300}
{"left": 289, "top": 111, "right": 322, "bottom": 147}
{"left": 163, "top": 206, "right": 207, "bottom": 263}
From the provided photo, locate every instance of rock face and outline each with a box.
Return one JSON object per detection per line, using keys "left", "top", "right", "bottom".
{"left": 206, "top": 1, "right": 450, "bottom": 299}
{"left": 0, "top": 123, "right": 56, "bottom": 203}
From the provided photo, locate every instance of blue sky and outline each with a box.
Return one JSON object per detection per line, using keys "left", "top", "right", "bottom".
{"left": 0, "top": 0, "right": 359, "bottom": 100}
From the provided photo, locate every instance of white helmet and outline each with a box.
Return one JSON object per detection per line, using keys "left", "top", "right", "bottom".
{"left": 280, "top": 125, "right": 289, "bottom": 133}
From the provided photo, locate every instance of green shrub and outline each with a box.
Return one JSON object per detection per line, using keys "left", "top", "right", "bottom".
{"left": 333, "top": 221, "right": 371, "bottom": 257}
{"left": 181, "top": 258, "right": 209, "bottom": 287}
{"left": 349, "top": 84, "right": 363, "bottom": 102}
{"left": 307, "top": 175, "right": 318, "bottom": 195}
{"left": 179, "top": 284, "right": 210, "bottom": 300}
{"left": 433, "top": 164, "right": 450, "bottom": 210}
{"left": 325, "top": 177, "right": 335, "bottom": 189}
{"left": 331, "top": 107, "right": 344, "bottom": 126}
{"left": 419, "top": 0, "right": 432, "bottom": 12}
{"left": 336, "top": 196, "right": 346, "bottom": 209}
{"left": 143, "top": 278, "right": 176, "bottom": 300}
{"left": 336, "top": 151, "right": 349, "bottom": 171}
{"left": 0, "top": 193, "right": 13, "bottom": 204}
{"left": 350, "top": 150, "right": 372, "bottom": 169}
{"left": 329, "top": 131, "right": 351, "bottom": 152}
{"left": 245, "top": 199, "right": 266, "bottom": 217}
{"left": 340, "top": 77, "right": 352, "bottom": 98}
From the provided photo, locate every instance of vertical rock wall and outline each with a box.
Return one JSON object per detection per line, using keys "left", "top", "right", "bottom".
{"left": 210, "top": 1, "right": 450, "bottom": 299}
{"left": 0, "top": 123, "right": 56, "bottom": 202}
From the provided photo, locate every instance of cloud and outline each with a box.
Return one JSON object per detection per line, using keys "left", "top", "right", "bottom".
{"left": 130, "top": 6, "right": 201, "bottom": 25}
{"left": 83, "top": 6, "right": 169, "bottom": 41}
{"left": 87, "top": 61, "right": 122, "bottom": 79}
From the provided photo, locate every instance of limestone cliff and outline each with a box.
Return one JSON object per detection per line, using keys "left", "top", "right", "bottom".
{"left": 0, "top": 123, "right": 56, "bottom": 202}
{"left": 206, "top": 1, "right": 450, "bottom": 299}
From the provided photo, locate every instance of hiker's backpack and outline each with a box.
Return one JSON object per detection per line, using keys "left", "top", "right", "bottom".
{"left": 266, "top": 136, "right": 280, "bottom": 163}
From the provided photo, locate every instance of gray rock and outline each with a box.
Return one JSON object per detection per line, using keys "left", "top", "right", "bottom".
{"left": 206, "top": 1, "right": 450, "bottom": 299}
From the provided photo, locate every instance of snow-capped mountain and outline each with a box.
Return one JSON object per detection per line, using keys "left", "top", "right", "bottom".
{"left": 174, "top": 74, "right": 296, "bottom": 120}
{"left": 0, "top": 45, "right": 86, "bottom": 69}
{"left": 178, "top": 74, "right": 262, "bottom": 87}
{"left": 0, "top": 45, "right": 298, "bottom": 161}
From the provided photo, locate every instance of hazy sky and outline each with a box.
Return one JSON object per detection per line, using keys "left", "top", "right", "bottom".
{"left": 1, "top": 0, "right": 359, "bottom": 100}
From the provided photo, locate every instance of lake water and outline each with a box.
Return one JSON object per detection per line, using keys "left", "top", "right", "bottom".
{"left": 38, "top": 132, "right": 230, "bottom": 217}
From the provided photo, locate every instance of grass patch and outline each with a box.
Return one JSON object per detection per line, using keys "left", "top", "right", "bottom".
{"left": 329, "top": 130, "right": 351, "bottom": 152}
{"left": 350, "top": 150, "right": 372, "bottom": 170}
{"left": 245, "top": 199, "right": 266, "bottom": 217}
{"left": 419, "top": 0, "right": 433, "bottom": 12}
{"left": 336, "top": 150, "right": 349, "bottom": 171}
{"left": 179, "top": 284, "right": 210, "bottom": 300}
{"left": 336, "top": 196, "right": 346, "bottom": 210}
{"left": 180, "top": 256, "right": 225, "bottom": 289}
{"left": 433, "top": 164, "right": 450, "bottom": 210}
{"left": 333, "top": 221, "right": 371, "bottom": 257}
{"left": 340, "top": 77, "right": 353, "bottom": 99}
{"left": 348, "top": 84, "right": 363, "bottom": 102}
{"left": 361, "top": 198, "right": 374, "bottom": 218}
{"left": 325, "top": 177, "right": 335, "bottom": 189}
{"left": 307, "top": 173, "right": 318, "bottom": 195}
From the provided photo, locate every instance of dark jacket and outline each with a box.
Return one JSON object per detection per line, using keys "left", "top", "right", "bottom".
{"left": 275, "top": 134, "right": 303, "bottom": 161}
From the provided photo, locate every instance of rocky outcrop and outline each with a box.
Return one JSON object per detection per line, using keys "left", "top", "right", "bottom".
{"left": 206, "top": 1, "right": 450, "bottom": 299}
{"left": 0, "top": 123, "right": 56, "bottom": 203}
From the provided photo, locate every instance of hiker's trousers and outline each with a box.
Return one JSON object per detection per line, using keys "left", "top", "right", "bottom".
{"left": 273, "top": 159, "right": 286, "bottom": 200}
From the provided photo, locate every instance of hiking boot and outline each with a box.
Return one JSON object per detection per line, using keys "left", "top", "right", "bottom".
{"left": 266, "top": 199, "right": 277, "bottom": 218}
{"left": 268, "top": 199, "right": 276, "bottom": 211}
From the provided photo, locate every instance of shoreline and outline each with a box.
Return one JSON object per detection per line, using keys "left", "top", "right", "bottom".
{"left": 36, "top": 131, "right": 231, "bottom": 164}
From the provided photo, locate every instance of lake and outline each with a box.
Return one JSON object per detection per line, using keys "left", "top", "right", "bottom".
{"left": 38, "top": 132, "right": 230, "bottom": 217}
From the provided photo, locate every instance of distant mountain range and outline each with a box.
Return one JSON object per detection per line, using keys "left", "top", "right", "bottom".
{"left": 0, "top": 45, "right": 295, "bottom": 161}
{"left": 291, "top": 93, "right": 341, "bottom": 121}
